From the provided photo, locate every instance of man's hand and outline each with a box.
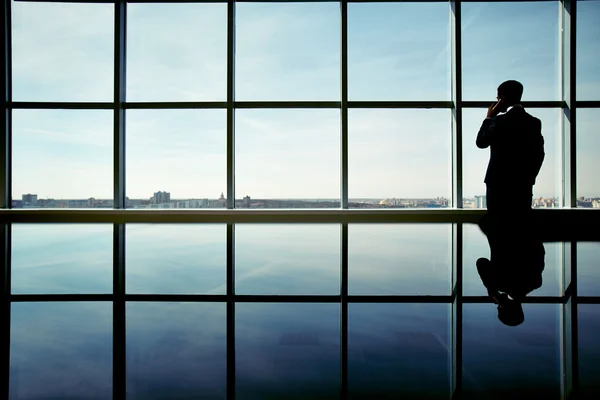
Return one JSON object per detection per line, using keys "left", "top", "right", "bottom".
{"left": 487, "top": 101, "right": 503, "bottom": 118}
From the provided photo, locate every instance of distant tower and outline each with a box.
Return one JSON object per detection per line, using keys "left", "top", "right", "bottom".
{"left": 243, "top": 195, "right": 251, "bottom": 208}
{"left": 218, "top": 192, "right": 226, "bottom": 206}
{"left": 475, "top": 195, "right": 487, "bottom": 209}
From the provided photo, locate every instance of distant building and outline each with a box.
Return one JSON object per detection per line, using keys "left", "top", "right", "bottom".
{"left": 475, "top": 195, "right": 487, "bottom": 209}
{"left": 22, "top": 193, "right": 37, "bottom": 204}
{"left": 242, "top": 195, "right": 251, "bottom": 208}
{"left": 218, "top": 192, "right": 226, "bottom": 206}
{"left": 151, "top": 191, "right": 170, "bottom": 204}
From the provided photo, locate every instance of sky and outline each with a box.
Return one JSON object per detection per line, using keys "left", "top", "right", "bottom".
{"left": 8, "top": 0, "right": 600, "bottom": 200}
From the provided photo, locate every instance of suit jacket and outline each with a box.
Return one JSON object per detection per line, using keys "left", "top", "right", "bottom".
{"left": 476, "top": 106, "right": 545, "bottom": 187}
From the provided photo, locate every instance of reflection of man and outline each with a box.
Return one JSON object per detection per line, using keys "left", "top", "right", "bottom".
{"left": 476, "top": 213, "right": 545, "bottom": 326}
{"left": 476, "top": 80, "right": 545, "bottom": 213}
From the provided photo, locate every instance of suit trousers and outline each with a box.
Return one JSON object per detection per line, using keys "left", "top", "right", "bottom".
{"left": 486, "top": 184, "right": 533, "bottom": 214}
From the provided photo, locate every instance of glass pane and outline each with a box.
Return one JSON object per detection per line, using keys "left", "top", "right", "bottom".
{"left": 12, "top": 2, "right": 113, "bottom": 102}
{"left": 462, "top": 2, "right": 559, "bottom": 101}
{"left": 576, "top": 110, "right": 600, "bottom": 205}
{"left": 126, "top": 224, "right": 226, "bottom": 294}
{"left": 235, "top": 224, "right": 340, "bottom": 295}
{"left": 10, "top": 302, "right": 112, "bottom": 400}
{"left": 11, "top": 224, "right": 112, "bottom": 294}
{"left": 12, "top": 110, "right": 113, "bottom": 208}
{"left": 348, "top": 303, "right": 450, "bottom": 399}
{"left": 462, "top": 304, "right": 560, "bottom": 399}
{"left": 126, "top": 110, "right": 226, "bottom": 208}
{"left": 348, "top": 2, "right": 450, "bottom": 101}
{"left": 235, "top": 3, "right": 340, "bottom": 101}
{"left": 236, "top": 303, "right": 340, "bottom": 399}
{"left": 127, "top": 303, "right": 226, "bottom": 400}
{"left": 235, "top": 109, "right": 340, "bottom": 207}
{"left": 579, "top": 305, "right": 600, "bottom": 400}
{"left": 349, "top": 109, "right": 451, "bottom": 207}
{"left": 577, "top": 1, "right": 600, "bottom": 101}
{"left": 127, "top": 3, "right": 226, "bottom": 101}
{"left": 577, "top": 243, "right": 600, "bottom": 296}
{"left": 463, "top": 224, "right": 561, "bottom": 297}
{"left": 462, "top": 108, "right": 560, "bottom": 208}
{"left": 349, "top": 224, "right": 451, "bottom": 295}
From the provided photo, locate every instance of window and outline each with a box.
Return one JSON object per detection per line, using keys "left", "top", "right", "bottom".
{"left": 127, "top": 3, "right": 227, "bottom": 102}
{"left": 235, "top": 3, "right": 340, "bottom": 101}
{"left": 12, "top": 1, "right": 113, "bottom": 102}
{"left": 12, "top": 110, "right": 113, "bottom": 208}
{"left": 349, "top": 109, "right": 451, "bottom": 207}
{"left": 348, "top": 2, "right": 450, "bottom": 101}
{"left": 2, "top": 2, "right": 598, "bottom": 400}
{"left": 462, "top": 2, "right": 560, "bottom": 101}
{"left": 576, "top": 1, "right": 600, "bottom": 101}
{"left": 125, "top": 110, "right": 227, "bottom": 208}
{"left": 235, "top": 109, "right": 340, "bottom": 207}
{"left": 576, "top": 109, "right": 600, "bottom": 205}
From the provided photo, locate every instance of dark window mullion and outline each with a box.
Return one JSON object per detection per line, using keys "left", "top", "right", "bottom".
{"left": 1, "top": 224, "right": 11, "bottom": 400}
{"left": 2, "top": 0, "right": 12, "bottom": 398}
{"left": 113, "top": 1, "right": 127, "bottom": 400}
{"left": 340, "top": 222, "right": 348, "bottom": 398}
{"left": 341, "top": 0, "right": 348, "bottom": 210}
{"left": 227, "top": 1, "right": 236, "bottom": 399}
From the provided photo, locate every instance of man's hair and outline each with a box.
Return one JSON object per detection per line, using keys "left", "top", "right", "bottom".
{"left": 497, "top": 80, "right": 524, "bottom": 104}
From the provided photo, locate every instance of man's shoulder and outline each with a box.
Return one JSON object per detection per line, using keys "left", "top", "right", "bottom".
{"left": 508, "top": 109, "right": 541, "bottom": 126}
{"left": 524, "top": 112, "right": 541, "bottom": 123}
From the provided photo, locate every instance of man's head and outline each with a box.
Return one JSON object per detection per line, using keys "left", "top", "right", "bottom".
{"left": 497, "top": 80, "right": 524, "bottom": 110}
{"left": 496, "top": 294, "right": 525, "bottom": 327}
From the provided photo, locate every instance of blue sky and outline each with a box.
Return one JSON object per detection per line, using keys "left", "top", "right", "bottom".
{"left": 8, "top": 0, "right": 600, "bottom": 200}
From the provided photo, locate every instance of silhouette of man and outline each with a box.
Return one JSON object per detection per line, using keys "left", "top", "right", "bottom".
{"left": 476, "top": 213, "right": 545, "bottom": 326}
{"left": 476, "top": 80, "right": 545, "bottom": 213}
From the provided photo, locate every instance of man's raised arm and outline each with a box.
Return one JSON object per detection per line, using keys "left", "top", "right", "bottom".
{"left": 477, "top": 101, "right": 505, "bottom": 149}
{"left": 476, "top": 116, "right": 504, "bottom": 149}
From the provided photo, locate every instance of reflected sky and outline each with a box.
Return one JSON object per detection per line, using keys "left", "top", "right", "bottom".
{"left": 10, "top": 302, "right": 113, "bottom": 400}
{"left": 6, "top": 222, "right": 600, "bottom": 399}
{"left": 236, "top": 303, "right": 340, "bottom": 400}
{"left": 578, "top": 305, "right": 600, "bottom": 400}
{"left": 348, "top": 303, "right": 450, "bottom": 399}
{"left": 462, "top": 304, "right": 561, "bottom": 399}
{"left": 349, "top": 224, "right": 451, "bottom": 295}
{"left": 126, "top": 224, "right": 226, "bottom": 294}
{"left": 127, "top": 302, "right": 227, "bottom": 400}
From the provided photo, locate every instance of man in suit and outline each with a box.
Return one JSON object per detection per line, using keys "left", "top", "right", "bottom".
{"left": 476, "top": 80, "right": 545, "bottom": 213}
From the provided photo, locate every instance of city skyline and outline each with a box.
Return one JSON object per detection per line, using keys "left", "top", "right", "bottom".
{"left": 15, "top": 189, "right": 589, "bottom": 209}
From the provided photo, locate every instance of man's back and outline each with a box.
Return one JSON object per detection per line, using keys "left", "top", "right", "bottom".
{"left": 477, "top": 106, "right": 545, "bottom": 188}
